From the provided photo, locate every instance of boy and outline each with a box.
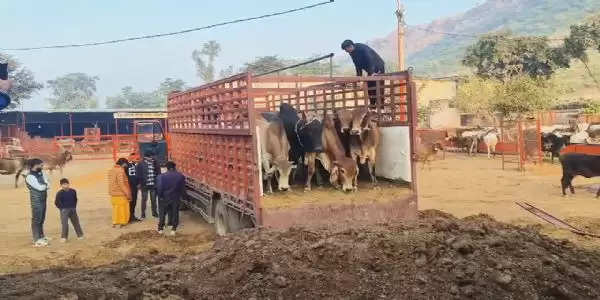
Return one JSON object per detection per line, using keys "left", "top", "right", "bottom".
{"left": 125, "top": 153, "right": 141, "bottom": 223}
{"left": 55, "top": 178, "right": 84, "bottom": 242}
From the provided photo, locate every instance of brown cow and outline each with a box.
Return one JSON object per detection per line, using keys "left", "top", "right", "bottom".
{"left": 0, "top": 158, "right": 27, "bottom": 188}
{"left": 350, "top": 107, "right": 369, "bottom": 136}
{"left": 257, "top": 116, "right": 296, "bottom": 193}
{"left": 25, "top": 151, "right": 73, "bottom": 175}
{"left": 334, "top": 109, "right": 354, "bottom": 133}
{"left": 318, "top": 114, "right": 359, "bottom": 192}
{"left": 347, "top": 108, "right": 380, "bottom": 183}
{"left": 415, "top": 140, "right": 443, "bottom": 171}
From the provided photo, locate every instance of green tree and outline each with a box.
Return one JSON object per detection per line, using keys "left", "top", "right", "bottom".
{"left": 286, "top": 55, "right": 339, "bottom": 76}
{"left": 457, "top": 75, "right": 556, "bottom": 120}
{"left": 243, "top": 56, "right": 286, "bottom": 74}
{"left": 192, "top": 40, "right": 221, "bottom": 83}
{"left": 106, "top": 78, "right": 186, "bottom": 109}
{"left": 463, "top": 32, "right": 569, "bottom": 81}
{"left": 219, "top": 65, "right": 235, "bottom": 79}
{"left": 46, "top": 73, "right": 99, "bottom": 109}
{"left": 0, "top": 53, "right": 44, "bottom": 108}
{"left": 456, "top": 76, "right": 499, "bottom": 121}
{"left": 492, "top": 75, "right": 556, "bottom": 119}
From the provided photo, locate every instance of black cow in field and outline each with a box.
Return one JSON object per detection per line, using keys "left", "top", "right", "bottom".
{"left": 264, "top": 103, "right": 324, "bottom": 190}
{"left": 542, "top": 133, "right": 570, "bottom": 163}
{"left": 559, "top": 153, "right": 600, "bottom": 197}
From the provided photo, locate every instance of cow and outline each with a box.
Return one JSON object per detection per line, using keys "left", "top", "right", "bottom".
{"left": 415, "top": 140, "right": 443, "bottom": 171}
{"left": 348, "top": 110, "right": 380, "bottom": 183}
{"left": 318, "top": 114, "right": 359, "bottom": 192}
{"left": 0, "top": 158, "right": 27, "bottom": 188}
{"left": 257, "top": 116, "right": 296, "bottom": 193}
{"left": 39, "top": 151, "right": 73, "bottom": 174}
{"left": 559, "top": 153, "right": 600, "bottom": 197}
{"left": 276, "top": 103, "right": 324, "bottom": 191}
{"left": 482, "top": 129, "right": 499, "bottom": 159}
{"left": 542, "top": 132, "right": 570, "bottom": 163}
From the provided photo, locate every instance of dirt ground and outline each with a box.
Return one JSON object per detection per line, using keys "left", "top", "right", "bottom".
{"left": 4, "top": 210, "right": 600, "bottom": 299}
{"left": 1, "top": 153, "right": 600, "bottom": 277}
{"left": 0, "top": 159, "right": 215, "bottom": 275}
{"left": 419, "top": 152, "right": 600, "bottom": 250}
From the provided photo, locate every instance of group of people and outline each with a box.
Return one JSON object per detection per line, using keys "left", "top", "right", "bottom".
{"left": 108, "top": 152, "right": 185, "bottom": 236}
{"left": 25, "top": 151, "right": 185, "bottom": 247}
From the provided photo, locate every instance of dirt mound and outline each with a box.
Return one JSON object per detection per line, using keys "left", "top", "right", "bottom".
{"left": 2, "top": 210, "right": 600, "bottom": 299}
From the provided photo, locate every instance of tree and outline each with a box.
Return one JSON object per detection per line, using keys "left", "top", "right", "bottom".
{"left": 243, "top": 56, "right": 286, "bottom": 75}
{"left": 219, "top": 65, "right": 235, "bottom": 79}
{"left": 106, "top": 78, "right": 186, "bottom": 109}
{"left": 47, "top": 73, "right": 99, "bottom": 109}
{"left": 0, "top": 53, "right": 44, "bottom": 109}
{"left": 156, "top": 78, "right": 186, "bottom": 97}
{"left": 463, "top": 32, "right": 569, "bottom": 81}
{"left": 492, "top": 75, "right": 556, "bottom": 119}
{"left": 286, "top": 55, "right": 339, "bottom": 76}
{"left": 456, "top": 76, "right": 499, "bottom": 121}
{"left": 192, "top": 40, "right": 221, "bottom": 83}
{"left": 562, "top": 15, "right": 600, "bottom": 88}
{"left": 457, "top": 75, "right": 556, "bottom": 121}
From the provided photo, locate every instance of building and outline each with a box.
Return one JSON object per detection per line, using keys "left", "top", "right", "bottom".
{"left": 414, "top": 77, "right": 461, "bottom": 129}
{"left": 0, "top": 109, "right": 167, "bottom": 138}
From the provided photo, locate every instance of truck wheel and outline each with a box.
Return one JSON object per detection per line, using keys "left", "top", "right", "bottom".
{"left": 227, "top": 209, "right": 254, "bottom": 232}
{"left": 214, "top": 201, "right": 229, "bottom": 236}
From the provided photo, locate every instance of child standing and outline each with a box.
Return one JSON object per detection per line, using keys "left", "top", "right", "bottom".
{"left": 55, "top": 178, "right": 84, "bottom": 242}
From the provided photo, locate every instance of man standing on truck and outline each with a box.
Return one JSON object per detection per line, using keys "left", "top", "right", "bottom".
{"left": 136, "top": 151, "right": 161, "bottom": 219}
{"left": 341, "top": 39, "right": 386, "bottom": 106}
{"left": 156, "top": 161, "right": 185, "bottom": 235}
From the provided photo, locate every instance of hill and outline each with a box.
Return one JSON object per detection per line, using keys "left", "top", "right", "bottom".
{"left": 369, "top": 0, "right": 600, "bottom": 79}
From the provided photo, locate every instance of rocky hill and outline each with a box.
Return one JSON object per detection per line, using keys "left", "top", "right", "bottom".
{"left": 369, "top": 0, "right": 600, "bottom": 77}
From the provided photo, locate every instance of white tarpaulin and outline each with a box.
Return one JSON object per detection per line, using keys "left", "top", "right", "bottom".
{"left": 376, "top": 126, "right": 412, "bottom": 182}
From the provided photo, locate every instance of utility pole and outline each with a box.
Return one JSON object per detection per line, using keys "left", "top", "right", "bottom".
{"left": 395, "top": 0, "right": 406, "bottom": 71}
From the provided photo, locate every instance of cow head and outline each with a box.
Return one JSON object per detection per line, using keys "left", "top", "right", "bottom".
{"left": 334, "top": 109, "right": 354, "bottom": 133}
{"left": 330, "top": 159, "right": 358, "bottom": 192}
{"left": 297, "top": 112, "right": 324, "bottom": 153}
{"left": 63, "top": 151, "right": 73, "bottom": 162}
{"left": 350, "top": 107, "right": 370, "bottom": 135}
{"left": 270, "top": 159, "right": 296, "bottom": 191}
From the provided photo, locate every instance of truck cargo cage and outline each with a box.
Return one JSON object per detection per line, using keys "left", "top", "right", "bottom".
{"left": 168, "top": 72, "right": 418, "bottom": 233}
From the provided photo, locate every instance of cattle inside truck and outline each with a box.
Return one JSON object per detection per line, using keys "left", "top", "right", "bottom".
{"left": 167, "top": 72, "right": 418, "bottom": 235}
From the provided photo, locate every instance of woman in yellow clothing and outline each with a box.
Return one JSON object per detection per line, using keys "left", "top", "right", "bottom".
{"left": 108, "top": 158, "right": 132, "bottom": 227}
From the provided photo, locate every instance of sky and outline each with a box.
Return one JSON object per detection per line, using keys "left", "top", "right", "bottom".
{"left": 2, "top": 0, "right": 481, "bottom": 109}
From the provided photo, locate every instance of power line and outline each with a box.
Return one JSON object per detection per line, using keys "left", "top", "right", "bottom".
{"left": 407, "top": 25, "right": 566, "bottom": 41}
{"left": 1, "top": 0, "right": 334, "bottom": 51}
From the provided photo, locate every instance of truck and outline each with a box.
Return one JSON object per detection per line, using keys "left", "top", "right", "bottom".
{"left": 133, "top": 120, "right": 168, "bottom": 166}
{"left": 167, "top": 72, "right": 419, "bottom": 235}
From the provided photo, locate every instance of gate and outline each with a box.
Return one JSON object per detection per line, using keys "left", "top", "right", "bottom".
{"left": 499, "top": 119, "right": 542, "bottom": 171}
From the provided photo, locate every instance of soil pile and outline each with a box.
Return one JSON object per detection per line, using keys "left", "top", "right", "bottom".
{"left": 2, "top": 210, "right": 600, "bottom": 299}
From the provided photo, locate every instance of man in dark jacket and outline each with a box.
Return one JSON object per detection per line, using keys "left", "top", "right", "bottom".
{"left": 25, "top": 158, "right": 50, "bottom": 247}
{"left": 341, "top": 39, "right": 386, "bottom": 106}
{"left": 156, "top": 161, "right": 185, "bottom": 235}
{"left": 125, "top": 153, "right": 141, "bottom": 222}
{"left": 136, "top": 151, "right": 161, "bottom": 219}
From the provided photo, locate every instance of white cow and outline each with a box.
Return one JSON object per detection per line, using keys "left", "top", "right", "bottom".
{"left": 482, "top": 129, "right": 499, "bottom": 159}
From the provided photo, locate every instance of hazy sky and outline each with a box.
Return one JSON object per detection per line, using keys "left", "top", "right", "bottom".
{"left": 3, "top": 0, "right": 481, "bottom": 109}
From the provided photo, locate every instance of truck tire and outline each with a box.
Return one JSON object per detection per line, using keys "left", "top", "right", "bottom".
{"left": 215, "top": 200, "right": 230, "bottom": 236}
{"left": 227, "top": 209, "right": 254, "bottom": 232}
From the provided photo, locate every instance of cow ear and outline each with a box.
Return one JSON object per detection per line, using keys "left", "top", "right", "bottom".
{"left": 301, "top": 112, "right": 307, "bottom": 121}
